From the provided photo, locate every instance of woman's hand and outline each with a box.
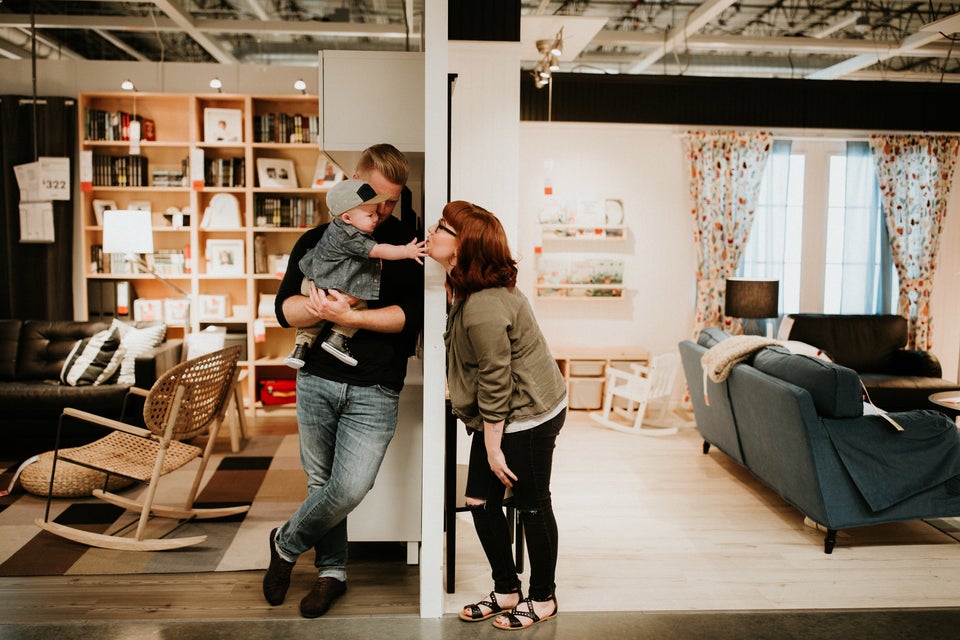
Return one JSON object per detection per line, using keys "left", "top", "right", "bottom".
{"left": 487, "top": 448, "right": 517, "bottom": 488}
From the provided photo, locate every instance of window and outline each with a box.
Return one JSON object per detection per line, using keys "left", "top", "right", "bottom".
{"left": 739, "top": 138, "right": 897, "bottom": 319}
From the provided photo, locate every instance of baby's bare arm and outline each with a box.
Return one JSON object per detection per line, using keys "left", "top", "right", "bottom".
{"left": 369, "top": 238, "right": 428, "bottom": 265}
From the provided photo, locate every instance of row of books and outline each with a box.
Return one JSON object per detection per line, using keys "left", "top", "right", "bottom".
{"left": 254, "top": 195, "right": 320, "bottom": 228}
{"left": 253, "top": 113, "right": 320, "bottom": 144}
{"left": 92, "top": 154, "right": 149, "bottom": 187}
{"left": 84, "top": 108, "right": 157, "bottom": 142}
{"left": 145, "top": 249, "right": 188, "bottom": 275}
{"left": 205, "top": 157, "right": 246, "bottom": 187}
{"left": 89, "top": 245, "right": 189, "bottom": 275}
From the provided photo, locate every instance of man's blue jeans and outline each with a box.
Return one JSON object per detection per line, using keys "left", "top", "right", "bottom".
{"left": 275, "top": 373, "right": 399, "bottom": 582}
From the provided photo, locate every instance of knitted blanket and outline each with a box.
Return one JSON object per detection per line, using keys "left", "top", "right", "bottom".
{"left": 701, "top": 335, "right": 778, "bottom": 383}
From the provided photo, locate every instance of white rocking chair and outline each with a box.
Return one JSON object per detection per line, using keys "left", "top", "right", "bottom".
{"left": 589, "top": 352, "right": 681, "bottom": 436}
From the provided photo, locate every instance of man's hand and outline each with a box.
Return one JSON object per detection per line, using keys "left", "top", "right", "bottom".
{"left": 305, "top": 283, "right": 357, "bottom": 325}
{"left": 403, "top": 238, "right": 428, "bottom": 265}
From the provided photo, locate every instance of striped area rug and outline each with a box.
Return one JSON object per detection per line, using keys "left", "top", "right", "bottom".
{"left": 0, "top": 435, "right": 309, "bottom": 576}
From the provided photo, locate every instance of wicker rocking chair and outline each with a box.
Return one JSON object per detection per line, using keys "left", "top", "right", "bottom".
{"left": 35, "top": 345, "right": 247, "bottom": 551}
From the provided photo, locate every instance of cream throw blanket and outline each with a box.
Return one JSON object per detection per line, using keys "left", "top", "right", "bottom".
{"left": 701, "top": 335, "right": 778, "bottom": 383}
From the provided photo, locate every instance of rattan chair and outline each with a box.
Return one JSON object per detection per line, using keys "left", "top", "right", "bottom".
{"left": 35, "top": 345, "right": 248, "bottom": 551}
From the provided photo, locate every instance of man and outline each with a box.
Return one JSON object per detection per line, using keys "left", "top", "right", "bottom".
{"left": 264, "top": 143, "right": 423, "bottom": 618}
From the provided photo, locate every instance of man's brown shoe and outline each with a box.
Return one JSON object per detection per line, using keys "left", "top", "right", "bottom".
{"left": 262, "top": 528, "right": 295, "bottom": 606}
{"left": 299, "top": 576, "right": 347, "bottom": 618}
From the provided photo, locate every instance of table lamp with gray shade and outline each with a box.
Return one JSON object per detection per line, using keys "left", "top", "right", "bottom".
{"left": 102, "top": 209, "right": 191, "bottom": 357}
{"left": 725, "top": 278, "right": 779, "bottom": 337}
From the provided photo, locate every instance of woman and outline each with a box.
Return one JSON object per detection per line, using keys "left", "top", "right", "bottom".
{"left": 427, "top": 200, "right": 567, "bottom": 630}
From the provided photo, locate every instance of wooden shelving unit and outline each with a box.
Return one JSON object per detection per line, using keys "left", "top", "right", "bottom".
{"left": 79, "top": 92, "right": 331, "bottom": 412}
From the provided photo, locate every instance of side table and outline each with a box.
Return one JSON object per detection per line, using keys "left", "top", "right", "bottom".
{"left": 929, "top": 391, "right": 960, "bottom": 425}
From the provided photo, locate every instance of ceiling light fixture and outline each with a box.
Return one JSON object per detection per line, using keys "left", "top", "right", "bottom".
{"left": 294, "top": 78, "right": 307, "bottom": 94}
{"left": 210, "top": 77, "right": 223, "bottom": 92}
{"left": 531, "top": 28, "right": 563, "bottom": 90}
{"left": 120, "top": 78, "right": 136, "bottom": 91}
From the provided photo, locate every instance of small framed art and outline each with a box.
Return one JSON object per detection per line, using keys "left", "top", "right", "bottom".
{"left": 311, "top": 157, "right": 344, "bottom": 189}
{"left": 205, "top": 238, "right": 245, "bottom": 275}
{"left": 92, "top": 199, "right": 116, "bottom": 226}
{"left": 198, "top": 294, "right": 231, "bottom": 321}
{"left": 257, "top": 158, "right": 298, "bottom": 188}
{"left": 203, "top": 108, "right": 243, "bottom": 143}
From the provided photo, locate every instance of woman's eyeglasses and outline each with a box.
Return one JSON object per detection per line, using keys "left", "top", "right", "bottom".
{"left": 436, "top": 221, "right": 457, "bottom": 237}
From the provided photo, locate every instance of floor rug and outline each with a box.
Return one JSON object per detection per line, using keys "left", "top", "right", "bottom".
{"left": 0, "top": 435, "right": 309, "bottom": 576}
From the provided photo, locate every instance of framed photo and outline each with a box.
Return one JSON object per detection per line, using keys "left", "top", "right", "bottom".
{"left": 205, "top": 239, "right": 245, "bottom": 275}
{"left": 311, "top": 157, "right": 344, "bottom": 189}
{"left": 163, "top": 298, "right": 190, "bottom": 325}
{"left": 198, "top": 294, "right": 230, "bottom": 321}
{"left": 257, "top": 158, "right": 298, "bottom": 188}
{"left": 203, "top": 108, "right": 243, "bottom": 143}
{"left": 92, "top": 199, "right": 116, "bottom": 226}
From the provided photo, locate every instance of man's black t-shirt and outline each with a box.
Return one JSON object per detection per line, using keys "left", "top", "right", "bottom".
{"left": 275, "top": 215, "right": 424, "bottom": 391}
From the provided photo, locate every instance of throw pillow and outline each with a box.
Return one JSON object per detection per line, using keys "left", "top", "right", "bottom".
{"left": 111, "top": 319, "right": 166, "bottom": 385}
{"left": 59, "top": 328, "right": 126, "bottom": 386}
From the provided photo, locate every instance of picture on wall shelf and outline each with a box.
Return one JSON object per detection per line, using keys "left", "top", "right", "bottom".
{"left": 203, "top": 108, "right": 243, "bottom": 143}
{"left": 92, "top": 199, "right": 116, "bottom": 226}
{"left": 257, "top": 158, "right": 298, "bottom": 189}
{"left": 198, "top": 294, "right": 231, "bottom": 321}
{"left": 311, "top": 157, "right": 345, "bottom": 189}
{"left": 205, "top": 238, "right": 245, "bottom": 275}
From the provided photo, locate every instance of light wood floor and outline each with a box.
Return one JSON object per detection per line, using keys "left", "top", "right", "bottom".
{"left": 4, "top": 409, "right": 960, "bottom": 624}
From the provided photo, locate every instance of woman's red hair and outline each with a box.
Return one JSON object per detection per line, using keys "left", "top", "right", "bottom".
{"left": 443, "top": 200, "right": 517, "bottom": 299}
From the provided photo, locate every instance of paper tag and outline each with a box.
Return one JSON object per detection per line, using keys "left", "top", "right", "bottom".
{"left": 38, "top": 157, "right": 70, "bottom": 200}
{"left": 129, "top": 120, "right": 141, "bottom": 155}
{"left": 80, "top": 150, "right": 93, "bottom": 192}
{"left": 191, "top": 148, "right": 205, "bottom": 190}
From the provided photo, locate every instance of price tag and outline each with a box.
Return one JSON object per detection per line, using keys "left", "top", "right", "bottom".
{"left": 80, "top": 150, "right": 93, "bottom": 192}
{"left": 38, "top": 157, "right": 70, "bottom": 200}
{"left": 191, "top": 148, "right": 205, "bottom": 191}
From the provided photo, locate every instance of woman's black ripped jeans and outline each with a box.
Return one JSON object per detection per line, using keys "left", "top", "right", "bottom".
{"left": 464, "top": 409, "right": 565, "bottom": 601}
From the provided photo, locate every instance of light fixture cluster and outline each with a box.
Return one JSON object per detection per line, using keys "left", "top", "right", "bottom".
{"left": 532, "top": 28, "right": 563, "bottom": 89}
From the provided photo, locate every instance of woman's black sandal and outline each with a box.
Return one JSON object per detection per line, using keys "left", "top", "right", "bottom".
{"left": 492, "top": 596, "right": 559, "bottom": 630}
{"left": 459, "top": 590, "right": 522, "bottom": 622}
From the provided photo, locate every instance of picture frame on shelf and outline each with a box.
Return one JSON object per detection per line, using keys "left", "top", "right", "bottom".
{"left": 257, "top": 158, "right": 298, "bottom": 188}
{"left": 92, "top": 199, "right": 116, "bottom": 226}
{"left": 203, "top": 108, "right": 243, "bottom": 143}
{"left": 205, "top": 238, "right": 245, "bottom": 275}
{"left": 198, "top": 294, "right": 231, "bottom": 321}
{"left": 163, "top": 298, "right": 190, "bottom": 325}
{"left": 311, "top": 157, "right": 344, "bottom": 189}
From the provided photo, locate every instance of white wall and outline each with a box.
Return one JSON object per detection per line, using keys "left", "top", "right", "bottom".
{"left": 518, "top": 122, "right": 697, "bottom": 358}
{"left": 0, "top": 59, "right": 318, "bottom": 96}
{"left": 517, "top": 122, "right": 960, "bottom": 383}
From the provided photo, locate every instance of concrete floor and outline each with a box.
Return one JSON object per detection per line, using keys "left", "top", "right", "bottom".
{"left": 4, "top": 609, "right": 960, "bottom": 640}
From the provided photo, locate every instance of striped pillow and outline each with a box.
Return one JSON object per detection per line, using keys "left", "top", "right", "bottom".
{"left": 111, "top": 320, "right": 166, "bottom": 385}
{"left": 59, "top": 328, "right": 126, "bottom": 386}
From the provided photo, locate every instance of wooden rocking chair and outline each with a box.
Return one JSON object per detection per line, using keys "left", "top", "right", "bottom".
{"left": 589, "top": 352, "right": 681, "bottom": 436}
{"left": 35, "top": 345, "right": 248, "bottom": 551}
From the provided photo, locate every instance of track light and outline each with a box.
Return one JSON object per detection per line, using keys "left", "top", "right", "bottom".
{"left": 294, "top": 78, "right": 307, "bottom": 94}
{"left": 120, "top": 79, "right": 136, "bottom": 91}
{"left": 210, "top": 77, "right": 222, "bottom": 92}
{"left": 532, "top": 28, "right": 563, "bottom": 90}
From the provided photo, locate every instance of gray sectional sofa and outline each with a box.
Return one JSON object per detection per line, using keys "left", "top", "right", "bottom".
{"left": 680, "top": 327, "right": 960, "bottom": 553}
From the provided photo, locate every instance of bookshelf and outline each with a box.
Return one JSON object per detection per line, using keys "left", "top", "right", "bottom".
{"left": 79, "top": 92, "right": 332, "bottom": 412}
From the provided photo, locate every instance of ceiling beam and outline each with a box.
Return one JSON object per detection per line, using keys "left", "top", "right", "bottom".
{"left": 93, "top": 29, "right": 151, "bottom": 62}
{"left": 0, "top": 14, "right": 411, "bottom": 38}
{"left": 625, "top": 0, "right": 739, "bottom": 74}
{"left": 582, "top": 32, "right": 955, "bottom": 59}
{"left": 151, "top": 0, "right": 236, "bottom": 63}
{"left": 807, "top": 28, "right": 945, "bottom": 79}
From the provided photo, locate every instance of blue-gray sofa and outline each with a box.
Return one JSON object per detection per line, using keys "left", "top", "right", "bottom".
{"left": 679, "top": 328, "right": 960, "bottom": 553}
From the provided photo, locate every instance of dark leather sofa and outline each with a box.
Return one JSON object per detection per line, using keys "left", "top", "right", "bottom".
{"left": 780, "top": 313, "right": 960, "bottom": 413}
{"left": 0, "top": 319, "right": 182, "bottom": 458}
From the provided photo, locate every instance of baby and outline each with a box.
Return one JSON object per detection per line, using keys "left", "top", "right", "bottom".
{"left": 285, "top": 179, "right": 426, "bottom": 368}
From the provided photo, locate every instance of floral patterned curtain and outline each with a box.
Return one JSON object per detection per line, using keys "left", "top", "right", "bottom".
{"left": 683, "top": 130, "right": 773, "bottom": 335}
{"left": 869, "top": 135, "right": 959, "bottom": 350}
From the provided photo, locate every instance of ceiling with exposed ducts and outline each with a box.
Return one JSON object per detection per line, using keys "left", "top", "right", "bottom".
{"left": 0, "top": 1, "right": 959, "bottom": 82}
